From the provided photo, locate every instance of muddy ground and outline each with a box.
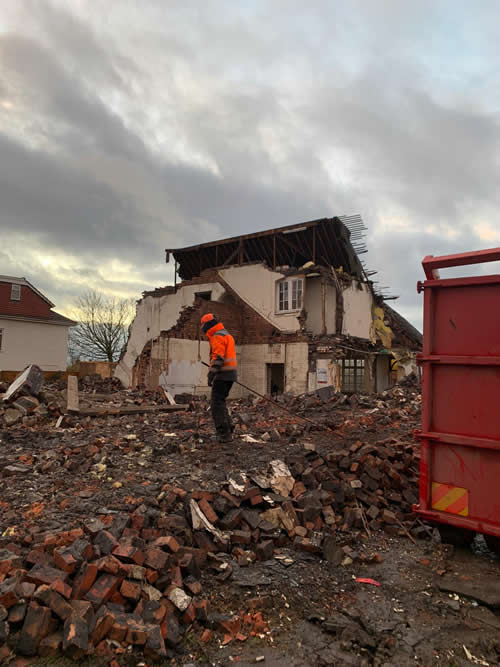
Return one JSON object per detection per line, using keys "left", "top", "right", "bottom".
{"left": 1, "top": 386, "right": 499, "bottom": 666}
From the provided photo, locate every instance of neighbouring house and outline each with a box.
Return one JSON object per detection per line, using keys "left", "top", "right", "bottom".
{"left": 0, "top": 276, "right": 75, "bottom": 372}
{"left": 115, "top": 216, "right": 422, "bottom": 396}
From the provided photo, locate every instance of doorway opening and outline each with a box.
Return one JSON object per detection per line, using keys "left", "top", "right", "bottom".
{"left": 267, "top": 363, "right": 285, "bottom": 396}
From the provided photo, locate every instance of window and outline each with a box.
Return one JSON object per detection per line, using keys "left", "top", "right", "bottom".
{"left": 0, "top": 329, "right": 3, "bottom": 351}
{"left": 10, "top": 284, "right": 21, "bottom": 301}
{"left": 277, "top": 277, "right": 303, "bottom": 312}
{"left": 341, "top": 358, "right": 365, "bottom": 392}
{"left": 195, "top": 291, "right": 212, "bottom": 301}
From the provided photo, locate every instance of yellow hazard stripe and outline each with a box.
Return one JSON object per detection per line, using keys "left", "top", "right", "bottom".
{"left": 431, "top": 482, "right": 469, "bottom": 517}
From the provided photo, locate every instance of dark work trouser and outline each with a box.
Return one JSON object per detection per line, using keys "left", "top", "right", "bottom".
{"left": 211, "top": 379, "right": 234, "bottom": 436}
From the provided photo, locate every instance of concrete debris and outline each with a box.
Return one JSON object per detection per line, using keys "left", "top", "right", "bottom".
{"left": 2, "top": 365, "right": 44, "bottom": 402}
{"left": 0, "top": 374, "right": 187, "bottom": 427}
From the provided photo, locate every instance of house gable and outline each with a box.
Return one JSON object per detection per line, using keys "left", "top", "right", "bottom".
{"left": 0, "top": 277, "right": 52, "bottom": 319}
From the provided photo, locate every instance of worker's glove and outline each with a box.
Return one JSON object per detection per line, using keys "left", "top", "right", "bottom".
{"left": 207, "top": 370, "right": 216, "bottom": 387}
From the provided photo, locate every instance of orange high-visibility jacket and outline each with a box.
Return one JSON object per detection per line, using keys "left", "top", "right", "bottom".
{"left": 206, "top": 321, "right": 237, "bottom": 379}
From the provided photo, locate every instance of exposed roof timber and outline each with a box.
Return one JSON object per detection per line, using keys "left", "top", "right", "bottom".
{"left": 165, "top": 217, "right": 332, "bottom": 254}
{"left": 168, "top": 216, "right": 365, "bottom": 281}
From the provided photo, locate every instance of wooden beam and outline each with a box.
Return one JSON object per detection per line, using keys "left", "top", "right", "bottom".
{"left": 221, "top": 243, "right": 240, "bottom": 267}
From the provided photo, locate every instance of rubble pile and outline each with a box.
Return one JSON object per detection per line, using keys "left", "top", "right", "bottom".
{"left": 0, "top": 367, "right": 181, "bottom": 428}
{"left": 79, "top": 375, "right": 123, "bottom": 394}
{"left": 0, "top": 439, "right": 421, "bottom": 661}
{"left": 0, "top": 366, "right": 66, "bottom": 428}
{"left": 0, "top": 374, "right": 427, "bottom": 661}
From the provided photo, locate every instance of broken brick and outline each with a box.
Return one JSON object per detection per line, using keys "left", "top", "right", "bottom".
{"left": 72, "top": 562, "right": 98, "bottom": 599}
{"left": 0, "top": 577, "right": 19, "bottom": 608}
{"left": 63, "top": 614, "right": 89, "bottom": 659}
{"left": 144, "top": 547, "right": 169, "bottom": 571}
{"left": 84, "top": 574, "right": 120, "bottom": 607}
{"left": 39, "top": 631, "right": 63, "bottom": 657}
{"left": 17, "top": 603, "right": 53, "bottom": 656}
{"left": 120, "top": 579, "right": 141, "bottom": 602}
{"left": 94, "top": 530, "right": 118, "bottom": 556}
{"left": 144, "top": 624, "right": 167, "bottom": 660}
{"left": 90, "top": 606, "right": 115, "bottom": 644}
{"left": 25, "top": 565, "right": 69, "bottom": 587}
{"left": 53, "top": 547, "right": 78, "bottom": 574}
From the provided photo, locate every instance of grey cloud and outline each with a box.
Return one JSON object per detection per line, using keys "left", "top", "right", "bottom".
{"left": 2, "top": 1, "right": 500, "bottom": 326}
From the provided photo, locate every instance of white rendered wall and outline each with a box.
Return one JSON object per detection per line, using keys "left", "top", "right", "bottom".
{"left": 219, "top": 264, "right": 301, "bottom": 332}
{"left": 342, "top": 283, "right": 373, "bottom": 340}
{"left": 115, "top": 281, "right": 224, "bottom": 386}
{"left": 0, "top": 318, "right": 69, "bottom": 371}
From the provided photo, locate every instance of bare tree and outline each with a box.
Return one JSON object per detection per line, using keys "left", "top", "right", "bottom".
{"left": 70, "top": 290, "right": 135, "bottom": 362}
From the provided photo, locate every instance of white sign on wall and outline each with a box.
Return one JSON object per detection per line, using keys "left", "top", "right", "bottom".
{"left": 316, "top": 367, "right": 328, "bottom": 384}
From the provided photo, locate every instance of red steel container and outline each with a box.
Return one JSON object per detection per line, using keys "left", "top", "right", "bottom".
{"left": 415, "top": 247, "right": 500, "bottom": 538}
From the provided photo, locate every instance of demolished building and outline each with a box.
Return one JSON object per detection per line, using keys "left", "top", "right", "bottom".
{"left": 115, "top": 216, "right": 422, "bottom": 396}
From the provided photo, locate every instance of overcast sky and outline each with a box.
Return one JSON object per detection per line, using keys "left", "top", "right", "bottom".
{"left": 1, "top": 1, "right": 500, "bottom": 328}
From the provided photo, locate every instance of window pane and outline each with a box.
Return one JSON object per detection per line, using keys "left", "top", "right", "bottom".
{"left": 279, "top": 281, "right": 288, "bottom": 311}
{"left": 292, "top": 279, "right": 303, "bottom": 310}
{"left": 11, "top": 284, "right": 21, "bottom": 301}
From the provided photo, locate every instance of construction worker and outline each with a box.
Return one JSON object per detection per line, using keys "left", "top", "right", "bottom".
{"left": 200, "top": 313, "right": 237, "bottom": 443}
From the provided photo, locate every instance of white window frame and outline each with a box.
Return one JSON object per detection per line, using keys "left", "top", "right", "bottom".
{"left": 10, "top": 284, "right": 21, "bottom": 301}
{"left": 276, "top": 276, "right": 304, "bottom": 313}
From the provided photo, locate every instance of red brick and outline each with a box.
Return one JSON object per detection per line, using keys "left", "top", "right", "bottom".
{"left": 91, "top": 606, "right": 115, "bottom": 644}
{"left": 71, "top": 562, "right": 98, "bottom": 599}
{"left": 8, "top": 601, "right": 27, "bottom": 624}
{"left": 145, "top": 548, "right": 169, "bottom": 571}
{"left": 126, "top": 618, "right": 152, "bottom": 645}
{"left": 25, "top": 549, "right": 53, "bottom": 568}
{"left": 51, "top": 579, "right": 72, "bottom": 600}
{"left": 170, "top": 565, "right": 183, "bottom": 588}
{"left": 194, "top": 599, "right": 209, "bottom": 622}
{"left": 120, "top": 579, "right": 141, "bottom": 602}
{"left": 25, "top": 565, "right": 69, "bottom": 587}
{"left": 38, "top": 632, "right": 63, "bottom": 657}
{"left": 182, "top": 602, "right": 196, "bottom": 625}
{"left": 97, "top": 555, "right": 128, "bottom": 578}
{"left": 94, "top": 530, "right": 118, "bottom": 556}
{"left": 62, "top": 614, "right": 89, "bottom": 659}
{"left": 37, "top": 588, "right": 73, "bottom": 621}
{"left": 185, "top": 578, "right": 202, "bottom": 595}
{"left": 146, "top": 568, "right": 159, "bottom": 584}
{"left": 0, "top": 577, "right": 19, "bottom": 608}
{"left": 199, "top": 499, "right": 218, "bottom": 524}
{"left": 152, "top": 535, "right": 180, "bottom": 553}
{"left": 108, "top": 613, "right": 129, "bottom": 642}
{"left": 112, "top": 542, "right": 138, "bottom": 563}
{"left": 84, "top": 574, "right": 120, "bottom": 607}
{"left": 144, "top": 624, "right": 167, "bottom": 661}
{"left": 17, "top": 603, "right": 54, "bottom": 656}
{"left": 53, "top": 548, "right": 78, "bottom": 574}
{"left": 220, "top": 490, "right": 241, "bottom": 507}
{"left": 70, "top": 600, "right": 94, "bottom": 625}
{"left": 0, "top": 550, "right": 22, "bottom": 575}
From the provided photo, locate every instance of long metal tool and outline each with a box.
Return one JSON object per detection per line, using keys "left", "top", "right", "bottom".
{"left": 202, "top": 361, "right": 332, "bottom": 432}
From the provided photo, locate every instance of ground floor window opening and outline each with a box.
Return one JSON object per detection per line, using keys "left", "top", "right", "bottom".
{"left": 341, "top": 358, "right": 365, "bottom": 392}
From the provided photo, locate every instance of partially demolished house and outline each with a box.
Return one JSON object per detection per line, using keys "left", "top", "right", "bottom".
{"left": 115, "top": 217, "right": 422, "bottom": 397}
